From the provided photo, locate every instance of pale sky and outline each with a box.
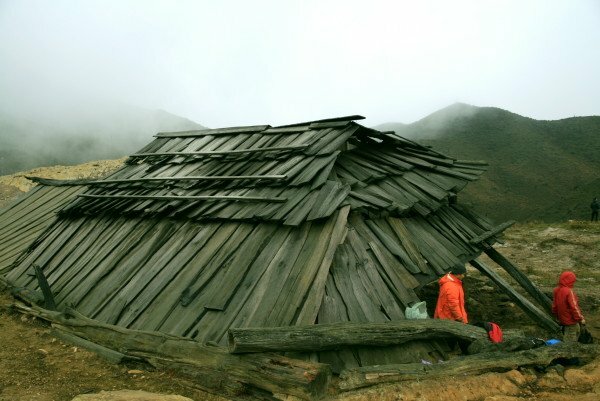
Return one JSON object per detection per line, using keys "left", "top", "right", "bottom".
{"left": 1, "top": 0, "right": 599, "bottom": 128}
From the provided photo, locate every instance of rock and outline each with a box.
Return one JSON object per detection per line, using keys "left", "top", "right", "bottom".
{"left": 71, "top": 390, "right": 193, "bottom": 401}
{"left": 127, "top": 369, "right": 144, "bottom": 375}
{"left": 564, "top": 368, "right": 595, "bottom": 387}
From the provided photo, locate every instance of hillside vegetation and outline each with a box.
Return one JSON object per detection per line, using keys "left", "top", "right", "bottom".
{"left": 379, "top": 103, "right": 600, "bottom": 223}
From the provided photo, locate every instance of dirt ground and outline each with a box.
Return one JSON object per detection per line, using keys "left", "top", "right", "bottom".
{"left": 1, "top": 162, "right": 599, "bottom": 401}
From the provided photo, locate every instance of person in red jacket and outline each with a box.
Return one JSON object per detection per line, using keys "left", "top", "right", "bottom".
{"left": 552, "top": 270, "right": 586, "bottom": 342}
{"left": 434, "top": 264, "right": 468, "bottom": 324}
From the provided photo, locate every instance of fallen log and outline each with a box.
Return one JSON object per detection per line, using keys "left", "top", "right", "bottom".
{"left": 50, "top": 327, "right": 133, "bottom": 364}
{"left": 338, "top": 342, "right": 600, "bottom": 391}
{"left": 228, "top": 319, "right": 488, "bottom": 354}
{"left": 13, "top": 303, "right": 331, "bottom": 401}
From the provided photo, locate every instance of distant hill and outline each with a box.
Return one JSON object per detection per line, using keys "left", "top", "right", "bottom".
{"left": 0, "top": 105, "right": 204, "bottom": 175}
{"left": 377, "top": 103, "right": 600, "bottom": 223}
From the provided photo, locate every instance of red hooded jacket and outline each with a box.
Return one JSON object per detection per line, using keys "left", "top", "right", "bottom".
{"left": 552, "top": 271, "right": 584, "bottom": 325}
{"left": 434, "top": 273, "right": 468, "bottom": 323}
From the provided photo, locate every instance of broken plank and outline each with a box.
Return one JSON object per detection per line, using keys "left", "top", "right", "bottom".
{"left": 484, "top": 247, "right": 553, "bottom": 314}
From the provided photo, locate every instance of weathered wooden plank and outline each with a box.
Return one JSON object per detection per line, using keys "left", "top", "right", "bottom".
{"left": 328, "top": 245, "right": 369, "bottom": 322}
{"left": 130, "top": 145, "right": 308, "bottom": 158}
{"left": 484, "top": 247, "right": 553, "bottom": 314}
{"left": 350, "top": 243, "right": 405, "bottom": 321}
{"left": 176, "top": 223, "right": 254, "bottom": 309}
{"left": 347, "top": 190, "right": 392, "bottom": 209}
{"left": 336, "top": 156, "right": 377, "bottom": 183}
{"left": 402, "top": 171, "right": 447, "bottom": 200}
{"left": 316, "top": 277, "right": 362, "bottom": 372}
{"left": 311, "top": 125, "right": 361, "bottom": 156}
{"left": 229, "top": 223, "right": 313, "bottom": 329}
{"left": 155, "top": 125, "right": 270, "bottom": 137}
{"left": 103, "top": 222, "right": 205, "bottom": 326}
{"left": 78, "top": 194, "right": 288, "bottom": 202}
{"left": 130, "top": 222, "right": 227, "bottom": 331}
{"left": 367, "top": 240, "right": 420, "bottom": 302}
{"left": 470, "top": 221, "right": 516, "bottom": 245}
{"left": 405, "top": 219, "right": 461, "bottom": 273}
{"left": 345, "top": 246, "right": 390, "bottom": 323}
{"left": 50, "top": 218, "right": 131, "bottom": 302}
{"left": 295, "top": 206, "right": 350, "bottom": 326}
{"left": 400, "top": 219, "right": 448, "bottom": 275}
{"left": 425, "top": 215, "right": 470, "bottom": 258}
{"left": 33, "top": 218, "right": 107, "bottom": 288}
{"left": 86, "top": 175, "right": 288, "bottom": 185}
{"left": 289, "top": 152, "right": 339, "bottom": 186}
{"left": 202, "top": 224, "right": 279, "bottom": 312}
{"left": 306, "top": 182, "right": 350, "bottom": 221}
{"left": 387, "top": 218, "right": 431, "bottom": 275}
{"left": 74, "top": 220, "right": 181, "bottom": 319}
{"left": 469, "top": 258, "right": 559, "bottom": 332}
{"left": 433, "top": 165, "right": 480, "bottom": 180}
{"left": 364, "top": 220, "right": 421, "bottom": 274}
{"left": 391, "top": 177, "right": 440, "bottom": 212}
{"left": 5, "top": 218, "right": 88, "bottom": 285}
{"left": 265, "top": 216, "right": 339, "bottom": 326}
{"left": 196, "top": 226, "right": 294, "bottom": 344}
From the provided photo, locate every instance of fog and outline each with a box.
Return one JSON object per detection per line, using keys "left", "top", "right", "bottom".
{"left": 1, "top": 0, "right": 599, "bottom": 169}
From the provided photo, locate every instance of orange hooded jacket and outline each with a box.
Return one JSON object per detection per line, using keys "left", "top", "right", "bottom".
{"left": 434, "top": 273, "right": 468, "bottom": 323}
{"left": 552, "top": 271, "right": 584, "bottom": 325}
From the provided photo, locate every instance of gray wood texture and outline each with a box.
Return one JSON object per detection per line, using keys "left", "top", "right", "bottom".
{"left": 228, "top": 319, "right": 487, "bottom": 353}
{"left": 339, "top": 342, "right": 600, "bottom": 390}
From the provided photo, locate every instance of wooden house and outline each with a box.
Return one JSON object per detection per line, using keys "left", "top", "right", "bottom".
{"left": 2, "top": 115, "right": 523, "bottom": 373}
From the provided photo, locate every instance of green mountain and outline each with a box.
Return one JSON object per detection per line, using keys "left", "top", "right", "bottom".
{"left": 0, "top": 106, "right": 204, "bottom": 175}
{"left": 378, "top": 103, "right": 600, "bottom": 223}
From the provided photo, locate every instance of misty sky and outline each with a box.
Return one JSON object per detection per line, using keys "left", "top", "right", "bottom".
{"left": 1, "top": 0, "right": 599, "bottom": 128}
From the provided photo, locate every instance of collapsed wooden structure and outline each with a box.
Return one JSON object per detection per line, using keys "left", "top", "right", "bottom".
{"left": 0, "top": 115, "right": 564, "bottom": 399}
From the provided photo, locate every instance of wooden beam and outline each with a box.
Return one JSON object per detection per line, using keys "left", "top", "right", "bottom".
{"left": 50, "top": 328, "right": 131, "bottom": 364}
{"left": 14, "top": 303, "right": 331, "bottom": 401}
{"left": 77, "top": 194, "right": 288, "bottom": 203}
{"left": 484, "top": 247, "right": 553, "bottom": 314}
{"left": 469, "top": 221, "right": 515, "bottom": 245}
{"left": 33, "top": 264, "right": 56, "bottom": 310}
{"left": 338, "top": 342, "right": 600, "bottom": 390}
{"left": 155, "top": 125, "right": 271, "bottom": 137}
{"left": 228, "top": 320, "right": 488, "bottom": 354}
{"left": 130, "top": 145, "right": 308, "bottom": 157}
{"left": 469, "top": 258, "right": 559, "bottom": 333}
{"left": 86, "top": 175, "right": 288, "bottom": 185}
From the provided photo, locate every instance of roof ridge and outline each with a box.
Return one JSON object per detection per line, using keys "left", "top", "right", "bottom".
{"left": 274, "top": 115, "right": 365, "bottom": 128}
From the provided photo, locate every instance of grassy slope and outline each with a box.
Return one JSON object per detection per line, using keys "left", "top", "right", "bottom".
{"left": 380, "top": 104, "right": 600, "bottom": 223}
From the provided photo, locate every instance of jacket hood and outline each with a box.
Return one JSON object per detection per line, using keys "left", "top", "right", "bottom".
{"left": 439, "top": 273, "right": 461, "bottom": 286}
{"left": 558, "top": 271, "right": 576, "bottom": 288}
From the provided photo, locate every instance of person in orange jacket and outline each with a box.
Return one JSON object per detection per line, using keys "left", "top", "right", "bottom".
{"left": 434, "top": 264, "right": 468, "bottom": 324}
{"left": 552, "top": 270, "right": 586, "bottom": 342}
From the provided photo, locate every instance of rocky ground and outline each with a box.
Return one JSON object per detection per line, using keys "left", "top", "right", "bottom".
{"left": 0, "top": 162, "right": 599, "bottom": 401}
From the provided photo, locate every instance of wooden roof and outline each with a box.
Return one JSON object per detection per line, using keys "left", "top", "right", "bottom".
{"left": 61, "top": 117, "right": 486, "bottom": 225}
{"left": 0, "top": 182, "right": 86, "bottom": 274}
{"left": 1, "top": 116, "right": 501, "bottom": 372}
